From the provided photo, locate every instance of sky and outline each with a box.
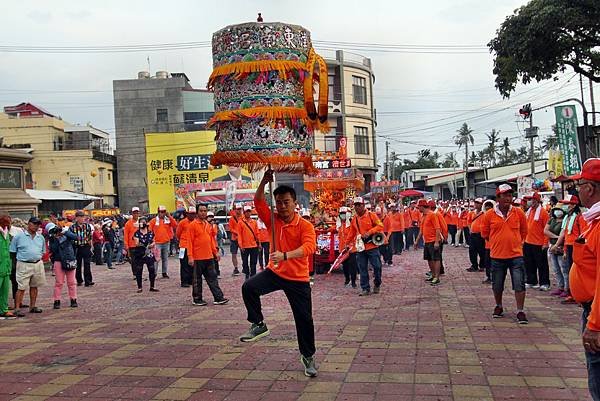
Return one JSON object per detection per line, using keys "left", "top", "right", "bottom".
{"left": 0, "top": 0, "right": 596, "bottom": 171}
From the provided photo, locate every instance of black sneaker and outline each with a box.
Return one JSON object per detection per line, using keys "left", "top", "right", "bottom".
{"left": 180, "top": 284, "right": 191, "bottom": 288}
{"left": 516, "top": 311, "right": 528, "bottom": 325}
{"left": 149, "top": 288, "right": 159, "bottom": 292}
{"left": 84, "top": 282, "right": 95, "bottom": 287}
{"left": 53, "top": 300, "right": 60, "bottom": 310}
{"left": 213, "top": 298, "right": 229, "bottom": 305}
{"left": 232, "top": 269, "right": 241, "bottom": 276}
{"left": 15, "top": 310, "right": 25, "bottom": 318}
{"left": 300, "top": 355, "right": 318, "bottom": 377}
{"left": 482, "top": 278, "right": 492, "bottom": 284}
{"left": 425, "top": 272, "right": 432, "bottom": 278}
{"left": 162, "top": 273, "right": 169, "bottom": 279}
{"left": 359, "top": 290, "right": 371, "bottom": 296}
{"left": 373, "top": 286, "right": 380, "bottom": 294}
{"left": 466, "top": 267, "right": 479, "bottom": 272}
{"left": 29, "top": 307, "right": 43, "bottom": 313}
{"left": 493, "top": 306, "right": 504, "bottom": 318}
{"left": 240, "top": 322, "right": 270, "bottom": 342}
{"left": 192, "top": 299, "right": 207, "bottom": 306}
{"left": 70, "top": 299, "right": 78, "bottom": 308}
{"left": 425, "top": 276, "right": 434, "bottom": 282}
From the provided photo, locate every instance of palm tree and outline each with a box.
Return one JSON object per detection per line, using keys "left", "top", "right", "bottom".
{"left": 476, "top": 149, "right": 488, "bottom": 166}
{"left": 485, "top": 129, "right": 501, "bottom": 166}
{"left": 442, "top": 152, "right": 459, "bottom": 168}
{"left": 517, "top": 146, "right": 529, "bottom": 163}
{"left": 468, "top": 151, "right": 477, "bottom": 167}
{"left": 454, "top": 123, "right": 474, "bottom": 196}
{"left": 541, "top": 136, "right": 559, "bottom": 152}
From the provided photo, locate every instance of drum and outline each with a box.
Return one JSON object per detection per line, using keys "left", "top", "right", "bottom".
{"left": 208, "top": 21, "right": 328, "bottom": 173}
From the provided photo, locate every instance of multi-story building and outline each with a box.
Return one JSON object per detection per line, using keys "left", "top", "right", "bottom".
{"left": 0, "top": 103, "right": 117, "bottom": 207}
{"left": 313, "top": 50, "right": 378, "bottom": 191}
{"left": 113, "top": 71, "right": 214, "bottom": 211}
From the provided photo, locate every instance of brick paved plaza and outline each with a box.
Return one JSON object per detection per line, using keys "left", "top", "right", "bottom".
{"left": 0, "top": 246, "right": 592, "bottom": 401}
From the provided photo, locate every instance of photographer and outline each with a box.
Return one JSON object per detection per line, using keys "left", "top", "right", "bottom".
{"left": 46, "top": 223, "right": 78, "bottom": 309}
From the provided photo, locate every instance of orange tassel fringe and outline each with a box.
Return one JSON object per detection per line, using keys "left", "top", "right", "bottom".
{"left": 211, "top": 152, "right": 318, "bottom": 175}
{"left": 208, "top": 60, "right": 306, "bottom": 88}
{"left": 208, "top": 107, "right": 330, "bottom": 132}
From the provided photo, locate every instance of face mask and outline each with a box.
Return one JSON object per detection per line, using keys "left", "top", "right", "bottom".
{"left": 526, "top": 201, "right": 533, "bottom": 207}
{"left": 562, "top": 206, "right": 569, "bottom": 212}
{"left": 140, "top": 223, "right": 147, "bottom": 229}
{"left": 554, "top": 210, "right": 564, "bottom": 218}
{"left": 339, "top": 213, "right": 347, "bottom": 220}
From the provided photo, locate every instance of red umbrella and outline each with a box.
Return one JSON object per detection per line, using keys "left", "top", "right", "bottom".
{"left": 399, "top": 189, "right": 424, "bottom": 197}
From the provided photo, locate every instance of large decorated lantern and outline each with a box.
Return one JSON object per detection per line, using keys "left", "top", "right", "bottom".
{"left": 208, "top": 20, "right": 328, "bottom": 173}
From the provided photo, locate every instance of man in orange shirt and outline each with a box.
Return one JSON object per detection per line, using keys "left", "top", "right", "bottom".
{"left": 175, "top": 206, "right": 196, "bottom": 288}
{"left": 338, "top": 206, "right": 357, "bottom": 287}
{"left": 124, "top": 207, "right": 141, "bottom": 280}
{"left": 467, "top": 199, "right": 485, "bottom": 272}
{"left": 187, "top": 203, "right": 228, "bottom": 307}
{"left": 238, "top": 205, "right": 260, "bottom": 279}
{"left": 382, "top": 206, "right": 393, "bottom": 266}
{"left": 480, "top": 184, "right": 529, "bottom": 324}
{"left": 406, "top": 201, "right": 422, "bottom": 250}
{"left": 567, "top": 159, "right": 600, "bottom": 399}
{"left": 444, "top": 203, "right": 460, "bottom": 246}
{"left": 149, "top": 205, "right": 177, "bottom": 279}
{"left": 388, "top": 204, "right": 405, "bottom": 256}
{"left": 415, "top": 199, "right": 443, "bottom": 285}
{"left": 257, "top": 218, "right": 270, "bottom": 271}
{"left": 346, "top": 197, "right": 385, "bottom": 296}
{"left": 523, "top": 192, "right": 550, "bottom": 290}
{"left": 228, "top": 204, "right": 243, "bottom": 276}
{"left": 240, "top": 170, "right": 318, "bottom": 378}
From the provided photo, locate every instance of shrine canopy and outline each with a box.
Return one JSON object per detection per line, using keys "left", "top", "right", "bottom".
{"left": 399, "top": 189, "right": 424, "bottom": 197}
{"left": 304, "top": 168, "right": 364, "bottom": 192}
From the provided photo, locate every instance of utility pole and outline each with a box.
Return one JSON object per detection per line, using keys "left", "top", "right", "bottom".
{"left": 529, "top": 114, "right": 535, "bottom": 178}
{"left": 590, "top": 78, "right": 596, "bottom": 126}
{"left": 464, "top": 144, "right": 469, "bottom": 199}
{"left": 385, "top": 141, "right": 390, "bottom": 180}
{"left": 390, "top": 151, "right": 396, "bottom": 180}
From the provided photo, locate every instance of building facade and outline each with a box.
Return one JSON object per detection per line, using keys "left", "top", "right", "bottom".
{"left": 0, "top": 103, "right": 117, "bottom": 207}
{"left": 313, "top": 50, "right": 378, "bottom": 192}
{"left": 113, "top": 71, "right": 214, "bottom": 212}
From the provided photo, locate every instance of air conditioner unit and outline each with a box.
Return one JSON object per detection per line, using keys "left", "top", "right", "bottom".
{"left": 51, "top": 179, "right": 61, "bottom": 187}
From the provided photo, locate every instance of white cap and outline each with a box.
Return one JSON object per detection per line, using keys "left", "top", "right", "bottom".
{"left": 375, "top": 206, "right": 382, "bottom": 213}
{"left": 339, "top": 206, "right": 348, "bottom": 213}
{"left": 301, "top": 210, "right": 311, "bottom": 217}
{"left": 389, "top": 202, "right": 397, "bottom": 208}
{"left": 45, "top": 222, "right": 57, "bottom": 233}
{"left": 102, "top": 218, "right": 112, "bottom": 226}
{"left": 497, "top": 184, "right": 514, "bottom": 195}
{"left": 187, "top": 206, "right": 197, "bottom": 213}
{"left": 131, "top": 207, "right": 140, "bottom": 212}
{"left": 243, "top": 205, "right": 252, "bottom": 212}
{"left": 158, "top": 205, "right": 167, "bottom": 211}
{"left": 474, "top": 198, "right": 483, "bottom": 203}
{"left": 235, "top": 203, "right": 243, "bottom": 209}
{"left": 207, "top": 211, "right": 214, "bottom": 217}
{"left": 365, "top": 203, "right": 372, "bottom": 210}
{"left": 353, "top": 197, "right": 364, "bottom": 204}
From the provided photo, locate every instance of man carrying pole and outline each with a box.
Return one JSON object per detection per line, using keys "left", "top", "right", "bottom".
{"left": 239, "top": 170, "right": 318, "bottom": 378}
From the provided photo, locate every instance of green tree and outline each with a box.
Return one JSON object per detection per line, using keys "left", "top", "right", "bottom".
{"left": 517, "top": 146, "right": 529, "bottom": 163}
{"left": 488, "top": 0, "right": 600, "bottom": 98}
{"left": 393, "top": 149, "right": 441, "bottom": 178}
{"left": 441, "top": 152, "right": 459, "bottom": 168}
{"left": 468, "top": 151, "right": 477, "bottom": 167}
{"left": 485, "top": 129, "right": 502, "bottom": 166}
{"left": 455, "top": 123, "right": 474, "bottom": 196}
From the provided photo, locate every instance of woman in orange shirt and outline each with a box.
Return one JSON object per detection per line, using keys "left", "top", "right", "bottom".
{"left": 552, "top": 194, "right": 587, "bottom": 303}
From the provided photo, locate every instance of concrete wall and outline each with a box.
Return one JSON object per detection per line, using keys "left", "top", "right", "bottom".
{"left": 113, "top": 76, "right": 186, "bottom": 212}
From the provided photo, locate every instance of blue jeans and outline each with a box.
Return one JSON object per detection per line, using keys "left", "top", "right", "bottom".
{"left": 582, "top": 304, "right": 600, "bottom": 401}
{"left": 550, "top": 251, "right": 566, "bottom": 289}
{"left": 156, "top": 242, "right": 170, "bottom": 275}
{"left": 115, "top": 240, "right": 124, "bottom": 263}
{"left": 356, "top": 248, "right": 382, "bottom": 291}
{"left": 104, "top": 243, "right": 113, "bottom": 268}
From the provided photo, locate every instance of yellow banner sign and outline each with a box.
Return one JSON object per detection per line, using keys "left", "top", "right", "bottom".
{"left": 548, "top": 149, "right": 564, "bottom": 177}
{"left": 145, "top": 131, "right": 252, "bottom": 211}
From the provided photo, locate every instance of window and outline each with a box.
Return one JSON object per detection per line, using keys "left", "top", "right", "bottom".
{"left": 352, "top": 76, "right": 367, "bottom": 105}
{"left": 53, "top": 136, "right": 64, "bottom": 151}
{"left": 156, "top": 108, "right": 168, "bottom": 123}
{"left": 324, "top": 136, "right": 339, "bottom": 153}
{"left": 108, "top": 172, "right": 112, "bottom": 181}
{"left": 354, "top": 126, "right": 369, "bottom": 155}
{"left": 98, "top": 168, "right": 105, "bottom": 185}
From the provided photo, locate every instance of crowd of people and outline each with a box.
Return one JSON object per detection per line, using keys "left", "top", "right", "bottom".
{"left": 3, "top": 162, "right": 600, "bottom": 393}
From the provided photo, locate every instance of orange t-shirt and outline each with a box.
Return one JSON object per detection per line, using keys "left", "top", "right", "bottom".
{"left": 570, "top": 217, "right": 600, "bottom": 330}
{"left": 255, "top": 198, "right": 316, "bottom": 282}
{"left": 258, "top": 222, "right": 269, "bottom": 243}
{"left": 480, "top": 206, "right": 528, "bottom": 259}
{"left": 149, "top": 216, "right": 177, "bottom": 244}
{"left": 338, "top": 223, "right": 356, "bottom": 253}
{"left": 459, "top": 211, "right": 469, "bottom": 229}
{"left": 124, "top": 218, "right": 137, "bottom": 250}
{"left": 238, "top": 217, "right": 260, "bottom": 249}
{"left": 524, "top": 206, "right": 550, "bottom": 246}
{"left": 389, "top": 212, "right": 405, "bottom": 232}
{"left": 408, "top": 208, "right": 421, "bottom": 227}
{"left": 444, "top": 210, "right": 459, "bottom": 226}
{"left": 175, "top": 218, "right": 194, "bottom": 249}
{"left": 469, "top": 211, "right": 485, "bottom": 233}
{"left": 421, "top": 212, "right": 441, "bottom": 243}
{"left": 228, "top": 213, "right": 241, "bottom": 241}
{"left": 188, "top": 219, "right": 218, "bottom": 261}
{"left": 403, "top": 210, "right": 411, "bottom": 228}
{"left": 347, "top": 211, "right": 385, "bottom": 251}
{"left": 565, "top": 214, "right": 587, "bottom": 246}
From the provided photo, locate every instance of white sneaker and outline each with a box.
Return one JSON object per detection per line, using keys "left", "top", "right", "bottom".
{"left": 532, "top": 284, "right": 540, "bottom": 290}
{"left": 539, "top": 285, "right": 550, "bottom": 291}
{"left": 525, "top": 283, "right": 532, "bottom": 289}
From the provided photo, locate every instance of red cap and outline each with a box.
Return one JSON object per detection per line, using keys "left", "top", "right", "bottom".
{"left": 496, "top": 184, "right": 514, "bottom": 196}
{"left": 561, "top": 194, "right": 580, "bottom": 205}
{"left": 570, "top": 158, "right": 600, "bottom": 181}
{"left": 416, "top": 199, "right": 428, "bottom": 207}
{"left": 428, "top": 200, "right": 437, "bottom": 209}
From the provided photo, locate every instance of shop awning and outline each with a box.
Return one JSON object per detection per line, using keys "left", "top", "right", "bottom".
{"left": 477, "top": 165, "right": 548, "bottom": 184}
{"left": 26, "top": 190, "right": 101, "bottom": 201}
